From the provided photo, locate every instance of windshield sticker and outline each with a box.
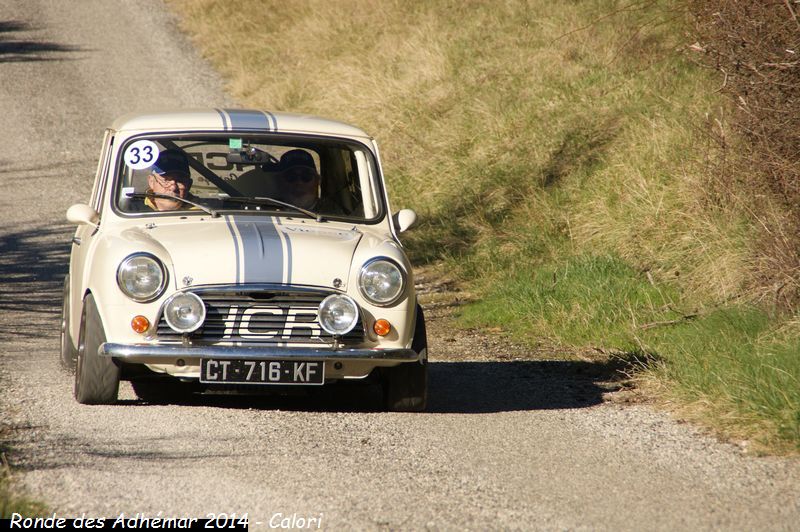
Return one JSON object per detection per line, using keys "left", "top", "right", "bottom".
{"left": 229, "top": 138, "right": 243, "bottom": 150}
{"left": 124, "top": 140, "right": 160, "bottom": 170}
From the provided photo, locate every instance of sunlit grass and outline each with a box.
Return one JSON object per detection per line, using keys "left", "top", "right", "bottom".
{"left": 460, "top": 254, "right": 680, "bottom": 350}
{"left": 1, "top": 478, "right": 46, "bottom": 518}
{"left": 643, "top": 309, "right": 800, "bottom": 452}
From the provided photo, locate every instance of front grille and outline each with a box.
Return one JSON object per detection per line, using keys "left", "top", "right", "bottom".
{"left": 157, "top": 288, "right": 364, "bottom": 346}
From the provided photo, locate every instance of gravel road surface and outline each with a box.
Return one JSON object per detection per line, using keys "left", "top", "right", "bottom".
{"left": 1, "top": 1, "right": 798, "bottom": 530}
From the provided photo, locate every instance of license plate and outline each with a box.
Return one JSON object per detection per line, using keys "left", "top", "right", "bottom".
{"left": 200, "top": 359, "right": 325, "bottom": 385}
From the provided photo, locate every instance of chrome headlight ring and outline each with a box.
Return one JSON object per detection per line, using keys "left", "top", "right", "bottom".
{"left": 358, "top": 257, "right": 406, "bottom": 307}
{"left": 163, "top": 292, "right": 206, "bottom": 334}
{"left": 116, "top": 252, "right": 168, "bottom": 303}
{"left": 318, "top": 294, "right": 360, "bottom": 336}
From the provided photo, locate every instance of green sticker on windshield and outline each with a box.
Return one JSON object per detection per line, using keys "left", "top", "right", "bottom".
{"left": 229, "top": 138, "right": 242, "bottom": 150}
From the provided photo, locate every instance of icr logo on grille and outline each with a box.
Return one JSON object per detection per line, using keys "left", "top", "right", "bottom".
{"left": 219, "top": 306, "right": 322, "bottom": 339}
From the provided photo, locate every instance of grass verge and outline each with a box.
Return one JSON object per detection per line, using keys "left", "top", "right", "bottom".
{"left": 0, "top": 436, "right": 46, "bottom": 518}
{"left": 1, "top": 475, "right": 46, "bottom": 518}
{"left": 167, "top": 0, "right": 799, "bottom": 452}
{"left": 642, "top": 309, "right": 800, "bottom": 453}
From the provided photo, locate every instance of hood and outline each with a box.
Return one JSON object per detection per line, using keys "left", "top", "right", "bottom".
{"left": 125, "top": 216, "right": 363, "bottom": 290}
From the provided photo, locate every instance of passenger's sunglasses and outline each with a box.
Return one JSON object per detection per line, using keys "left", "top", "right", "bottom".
{"left": 282, "top": 169, "right": 317, "bottom": 183}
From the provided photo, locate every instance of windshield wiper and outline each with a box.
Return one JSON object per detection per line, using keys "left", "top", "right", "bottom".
{"left": 223, "top": 196, "right": 323, "bottom": 221}
{"left": 126, "top": 192, "right": 219, "bottom": 218}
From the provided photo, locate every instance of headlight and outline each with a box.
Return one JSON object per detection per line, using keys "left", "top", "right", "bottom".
{"left": 358, "top": 258, "right": 405, "bottom": 306}
{"left": 163, "top": 292, "right": 206, "bottom": 333}
{"left": 318, "top": 294, "right": 359, "bottom": 336}
{"left": 117, "top": 253, "right": 167, "bottom": 302}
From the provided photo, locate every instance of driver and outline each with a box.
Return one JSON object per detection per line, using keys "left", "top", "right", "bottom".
{"left": 145, "top": 149, "right": 195, "bottom": 211}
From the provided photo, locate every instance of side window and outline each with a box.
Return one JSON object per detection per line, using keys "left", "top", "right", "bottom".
{"left": 89, "top": 131, "right": 115, "bottom": 213}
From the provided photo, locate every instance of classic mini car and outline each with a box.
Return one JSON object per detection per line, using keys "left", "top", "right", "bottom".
{"left": 61, "top": 109, "right": 427, "bottom": 411}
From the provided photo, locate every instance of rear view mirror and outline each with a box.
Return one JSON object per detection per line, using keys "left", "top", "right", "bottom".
{"left": 393, "top": 209, "right": 417, "bottom": 233}
{"left": 66, "top": 203, "right": 99, "bottom": 227}
{"left": 226, "top": 146, "right": 278, "bottom": 167}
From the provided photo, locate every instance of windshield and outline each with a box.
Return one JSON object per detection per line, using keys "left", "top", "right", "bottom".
{"left": 114, "top": 134, "right": 383, "bottom": 221}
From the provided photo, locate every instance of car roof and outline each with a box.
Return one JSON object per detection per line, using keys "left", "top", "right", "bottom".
{"left": 110, "top": 109, "right": 372, "bottom": 139}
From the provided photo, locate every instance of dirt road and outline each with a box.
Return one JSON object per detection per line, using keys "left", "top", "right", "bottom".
{"left": 1, "top": 1, "right": 798, "bottom": 529}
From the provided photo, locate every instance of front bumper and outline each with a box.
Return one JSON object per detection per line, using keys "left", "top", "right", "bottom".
{"left": 99, "top": 343, "right": 419, "bottom": 363}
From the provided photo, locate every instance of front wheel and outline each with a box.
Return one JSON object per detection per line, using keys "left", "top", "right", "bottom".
{"left": 60, "top": 275, "right": 77, "bottom": 372}
{"left": 383, "top": 305, "right": 428, "bottom": 412}
{"left": 74, "top": 294, "right": 120, "bottom": 404}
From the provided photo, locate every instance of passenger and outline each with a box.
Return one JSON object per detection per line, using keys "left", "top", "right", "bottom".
{"left": 277, "top": 149, "right": 321, "bottom": 210}
{"left": 145, "top": 149, "right": 195, "bottom": 211}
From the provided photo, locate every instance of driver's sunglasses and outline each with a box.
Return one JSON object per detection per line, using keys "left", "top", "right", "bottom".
{"left": 282, "top": 169, "right": 317, "bottom": 184}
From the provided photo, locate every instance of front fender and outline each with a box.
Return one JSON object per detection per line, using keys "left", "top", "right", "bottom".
{"left": 346, "top": 233, "right": 416, "bottom": 349}
{"left": 76, "top": 229, "right": 175, "bottom": 346}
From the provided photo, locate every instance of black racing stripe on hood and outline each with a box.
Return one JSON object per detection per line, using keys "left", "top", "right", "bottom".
{"left": 235, "top": 218, "right": 284, "bottom": 283}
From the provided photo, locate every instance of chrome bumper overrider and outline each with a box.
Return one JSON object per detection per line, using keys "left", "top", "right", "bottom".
{"left": 99, "top": 343, "right": 419, "bottom": 362}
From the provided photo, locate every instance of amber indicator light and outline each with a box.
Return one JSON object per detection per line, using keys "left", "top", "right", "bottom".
{"left": 131, "top": 315, "right": 150, "bottom": 334}
{"left": 373, "top": 319, "right": 391, "bottom": 336}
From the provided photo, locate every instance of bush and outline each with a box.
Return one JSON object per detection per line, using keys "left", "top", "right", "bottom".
{"left": 689, "top": 0, "right": 800, "bottom": 307}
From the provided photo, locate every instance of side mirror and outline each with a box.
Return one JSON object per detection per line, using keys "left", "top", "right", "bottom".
{"left": 392, "top": 209, "right": 417, "bottom": 233}
{"left": 66, "top": 203, "right": 99, "bottom": 228}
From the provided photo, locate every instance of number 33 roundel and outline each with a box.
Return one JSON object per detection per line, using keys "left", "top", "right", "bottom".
{"left": 124, "top": 140, "right": 160, "bottom": 170}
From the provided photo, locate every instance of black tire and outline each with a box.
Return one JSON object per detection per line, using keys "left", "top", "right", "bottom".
{"left": 59, "top": 275, "right": 77, "bottom": 372}
{"left": 383, "top": 305, "right": 428, "bottom": 412}
{"left": 74, "top": 294, "right": 120, "bottom": 404}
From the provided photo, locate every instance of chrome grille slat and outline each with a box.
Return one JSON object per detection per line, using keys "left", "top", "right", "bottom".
{"left": 201, "top": 316, "right": 319, "bottom": 324}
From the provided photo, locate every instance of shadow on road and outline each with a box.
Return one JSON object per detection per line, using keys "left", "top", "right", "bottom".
{"left": 128, "top": 359, "right": 627, "bottom": 414}
{"left": 1, "top": 430, "right": 235, "bottom": 472}
{"left": 0, "top": 224, "right": 71, "bottom": 340}
{"left": 0, "top": 21, "right": 83, "bottom": 63}
{"left": 428, "top": 360, "right": 623, "bottom": 413}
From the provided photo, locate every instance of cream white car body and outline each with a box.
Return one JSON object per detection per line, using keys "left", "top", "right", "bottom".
{"left": 63, "top": 109, "right": 427, "bottom": 410}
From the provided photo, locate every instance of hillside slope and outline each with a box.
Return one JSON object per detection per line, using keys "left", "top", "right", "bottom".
{"left": 168, "top": 0, "right": 799, "bottom": 452}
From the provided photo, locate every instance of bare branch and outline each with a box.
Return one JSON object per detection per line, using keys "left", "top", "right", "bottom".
{"left": 553, "top": 0, "right": 658, "bottom": 42}
{"left": 784, "top": 0, "right": 800, "bottom": 31}
{"left": 639, "top": 314, "right": 699, "bottom": 330}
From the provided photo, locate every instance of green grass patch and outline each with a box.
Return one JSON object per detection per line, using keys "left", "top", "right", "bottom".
{"left": 0, "top": 439, "right": 46, "bottom": 518}
{"left": 643, "top": 309, "right": 800, "bottom": 451}
{"left": 460, "top": 254, "right": 679, "bottom": 351}
{"left": 1, "top": 474, "right": 46, "bottom": 518}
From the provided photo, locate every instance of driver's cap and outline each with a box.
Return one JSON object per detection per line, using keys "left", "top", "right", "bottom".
{"left": 151, "top": 149, "right": 190, "bottom": 177}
